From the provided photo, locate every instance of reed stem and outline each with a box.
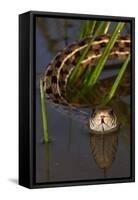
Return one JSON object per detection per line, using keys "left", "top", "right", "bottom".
{"left": 69, "top": 22, "right": 125, "bottom": 102}
{"left": 103, "top": 22, "right": 111, "bottom": 34}
{"left": 85, "top": 22, "right": 125, "bottom": 87}
{"left": 69, "top": 21, "right": 106, "bottom": 84}
{"left": 102, "top": 54, "right": 130, "bottom": 105}
{"left": 88, "top": 20, "right": 97, "bottom": 35}
{"left": 40, "top": 79, "right": 49, "bottom": 143}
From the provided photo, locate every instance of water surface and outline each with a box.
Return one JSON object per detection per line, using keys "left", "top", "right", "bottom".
{"left": 35, "top": 17, "right": 131, "bottom": 183}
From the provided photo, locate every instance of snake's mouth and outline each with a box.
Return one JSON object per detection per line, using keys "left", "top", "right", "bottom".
{"left": 100, "top": 115, "right": 107, "bottom": 124}
{"left": 89, "top": 106, "right": 119, "bottom": 134}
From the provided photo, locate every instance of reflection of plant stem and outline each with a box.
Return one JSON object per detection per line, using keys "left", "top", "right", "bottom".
{"left": 68, "top": 109, "right": 73, "bottom": 151}
{"left": 45, "top": 144, "right": 50, "bottom": 180}
{"left": 40, "top": 79, "right": 49, "bottom": 143}
{"left": 102, "top": 54, "right": 130, "bottom": 105}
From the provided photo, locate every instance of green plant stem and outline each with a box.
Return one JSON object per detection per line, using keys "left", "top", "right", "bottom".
{"left": 40, "top": 79, "right": 49, "bottom": 143}
{"left": 85, "top": 22, "right": 125, "bottom": 88}
{"left": 79, "top": 20, "right": 96, "bottom": 39}
{"left": 80, "top": 20, "right": 89, "bottom": 39}
{"left": 69, "top": 21, "right": 106, "bottom": 84}
{"left": 103, "top": 22, "right": 111, "bottom": 34}
{"left": 102, "top": 54, "right": 130, "bottom": 105}
{"left": 71, "top": 22, "right": 124, "bottom": 101}
{"left": 89, "top": 20, "right": 97, "bottom": 35}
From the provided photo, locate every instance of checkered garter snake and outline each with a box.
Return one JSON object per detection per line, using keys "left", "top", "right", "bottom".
{"left": 41, "top": 33, "right": 130, "bottom": 134}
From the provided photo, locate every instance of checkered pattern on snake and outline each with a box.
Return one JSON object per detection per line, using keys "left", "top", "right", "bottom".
{"left": 41, "top": 34, "right": 130, "bottom": 106}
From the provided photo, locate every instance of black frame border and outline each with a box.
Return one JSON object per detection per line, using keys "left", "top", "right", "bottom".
{"left": 19, "top": 10, "right": 135, "bottom": 189}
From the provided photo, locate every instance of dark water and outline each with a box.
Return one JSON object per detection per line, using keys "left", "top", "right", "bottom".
{"left": 35, "top": 17, "right": 131, "bottom": 183}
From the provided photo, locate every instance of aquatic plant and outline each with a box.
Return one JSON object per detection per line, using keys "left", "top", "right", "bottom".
{"left": 69, "top": 21, "right": 107, "bottom": 83}
{"left": 40, "top": 20, "right": 130, "bottom": 143}
{"left": 68, "top": 21, "right": 130, "bottom": 105}
{"left": 102, "top": 54, "right": 130, "bottom": 105}
{"left": 84, "top": 22, "right": 125, "bottom": 87}
{"left": 40, "top": 79, "right": 49, "bottom": 143}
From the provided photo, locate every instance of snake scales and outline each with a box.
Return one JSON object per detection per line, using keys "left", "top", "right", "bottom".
{"left": 41, "top": 33, "right": 130, "bottom": 134}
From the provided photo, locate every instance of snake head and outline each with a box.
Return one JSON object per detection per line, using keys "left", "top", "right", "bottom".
{"left": 89, "top": 106, "right": 119, "bottom": 134}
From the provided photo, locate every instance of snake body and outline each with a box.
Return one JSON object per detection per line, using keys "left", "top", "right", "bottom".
{"left": 41, "top": 34, "right": 130, "bottom": 133}
{"left": 42, "top": 34, "right": 130, "bottom": 105}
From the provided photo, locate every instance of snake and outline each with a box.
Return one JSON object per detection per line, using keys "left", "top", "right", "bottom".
{"left": 41, "top": 33, "right": 130, "bottom": 134}
{"left": 89, "top": 106, "right": 119, "bottom": 134}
